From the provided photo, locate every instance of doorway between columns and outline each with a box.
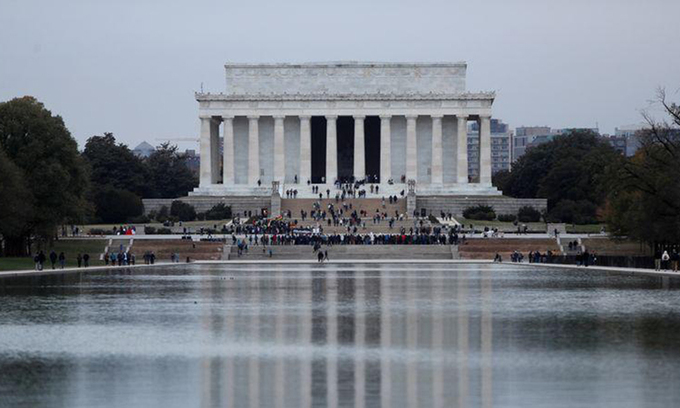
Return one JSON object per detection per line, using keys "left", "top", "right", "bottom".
{"left": 310, "top": 116, "right": 326, "bottom": 184}
{"left": 364, "top": 116, "right": 380, "bottom": 183}
{"left": 337, "top": 116, "right": 354, "bottom": 183}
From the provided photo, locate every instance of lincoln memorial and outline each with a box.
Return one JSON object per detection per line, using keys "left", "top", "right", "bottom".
{"left": 141, "top": 62, "right": 546, "bottom": 216}
{"left": 191, "top": 62, "right": 501, "bottom": 197}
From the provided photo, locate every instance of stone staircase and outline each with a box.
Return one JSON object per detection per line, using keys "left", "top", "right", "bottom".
{"left": 280, "top": 198, "right": 406, "bottom": 218}
{"left": 227, "top": 245, "right": 456, "bottom": 260}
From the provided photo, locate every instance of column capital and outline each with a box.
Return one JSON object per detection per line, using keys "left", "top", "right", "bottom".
{"left": 353, "top": 114, "right": 366, "bottom": 120}
{"left": 431, "top": 114, "right": 443, "bottom": 120}
{"left": 457, "top": 114, "right": 469, "bottom": 120}
{"left": 479, "top": 114, "right": 492, "bottom": 120}
{"left": 199, "top": 115, "right": 212, "bottom": 120}
{"left": 222, "top": 115, "right": 234, "bottom": 121}
{"left": 406, "top": 114, "right": 418, "bottom": 121}
{"left": 299, "top": 115, "right": 311, "bottom": 121}
{"left": 326, "top": 115, "right": 338, "bottom": 121}
{"left": 247, "top": 115, "right": 260, "bottom": 121}
{"left": 379, "top": 114, "right": 392, "bottom": 120}
{"left": 273, "top": 115, "right": 285, "bottom": 120}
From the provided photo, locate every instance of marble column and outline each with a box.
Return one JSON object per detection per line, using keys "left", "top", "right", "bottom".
{"left": 210, "top": 119, "right": 221, "bottom": 183}
{"left": 479, "top": 115, "right": 492, "bottom": 185}
{"left": 431, "top": 115, "right": 443, "bottom": 184}
{"left": 299, "top": 116, "right": 311, "bottom": 184}
{"left": 406, "top": 115, "right": 417, "bottom": 181}
{"left": 199, "top": 116, "right": 212, "bottom": 187}
{"left": 456, "top": 115, "right": 469, "bottom": 184}
{"left": 326, "top": 115, "right": 338, "bottom": 184}
{"left": 353, "top": 115, "right": 365, "bottom": 181}
{"left": 248, "top": 116, "right": 260, "bottom": 185}
{"left": 274, "top": 115, "right": 285, "bottom": 183}
{"left": 380, "top": 115, "right": 391, "bottom": 183}
{"left": 222, "top": 116, "right": 234, "bottom": 185}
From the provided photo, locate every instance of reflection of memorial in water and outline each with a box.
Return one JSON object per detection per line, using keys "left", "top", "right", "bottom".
{"left": 196, "top": 266, "right": 497, "bottom": 408}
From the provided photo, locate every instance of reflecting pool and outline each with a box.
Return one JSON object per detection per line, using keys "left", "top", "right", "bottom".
{"left": 1, "top": 264, "right": 680, "bottom": 407}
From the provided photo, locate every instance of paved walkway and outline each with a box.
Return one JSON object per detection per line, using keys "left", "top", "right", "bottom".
{"left": 2, "top": 259, "right": 676, "bottom": 280}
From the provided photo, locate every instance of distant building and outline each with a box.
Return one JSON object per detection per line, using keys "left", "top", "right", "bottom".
{"left": 468, "top": 119, "right": 512, "bottom": 179}
{"left": 513, "top": 126, "right": 555, "bottom": 161}
{"left": 183, "top": 149, "right": 200, "bottom": 175}
{"left": 132, "top": 141, "right": 155, "bottom": 158}
{"left": 513, "top": 126, "right": 600, "bottom": 161}
{"left": 614, "top": 124, "right": 646, "bottom": 156}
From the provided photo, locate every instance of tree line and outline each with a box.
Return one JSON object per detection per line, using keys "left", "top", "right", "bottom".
{"left": 494, "top": 91, "right": 680, "bottom": 245}
{"left": 0, "top": 96, "right": 197, "bottom": 256}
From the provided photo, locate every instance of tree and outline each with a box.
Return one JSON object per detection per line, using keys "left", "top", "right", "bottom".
{"left": 0, "top": 97, "right": 88, "bottom": 255}
{"left": 92, "top": 186, "right": 144, "bottom": 224}
{"left": 502, "top": 130, "right": 618, "bottom": 223}
{"left": 170, "top": 201, "right": 196, "bottom": 222}
{"left": 606, "top": 90, "right": 680, "bottom": 244}
{"left": 145, "top": 143, "right": 198, "bottom": 198}
{"left": 82, "top": 133, "right": 149, "bottom": 196}
{"left": 0, "top": 149, "right": 34, "bottom": 255}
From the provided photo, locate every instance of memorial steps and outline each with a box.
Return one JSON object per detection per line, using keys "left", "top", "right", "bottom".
{"left": 226, "top": 244, "right": 457, "bottom": 261}
{"left": 280, "top": 197, "right": 406, "bottom": 217}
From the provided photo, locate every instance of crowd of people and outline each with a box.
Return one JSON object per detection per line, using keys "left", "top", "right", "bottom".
{"left": 33, "top": 250, "right": 91, "bottom": 270}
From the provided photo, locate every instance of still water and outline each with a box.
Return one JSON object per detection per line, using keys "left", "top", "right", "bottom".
{"left": 1, "top": 264, "right": 679, "bottom": 408}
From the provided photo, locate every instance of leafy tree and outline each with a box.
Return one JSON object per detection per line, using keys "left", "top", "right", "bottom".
{"left": 463, "top": 205, "right": 496, "bottom": 221}
{"left": 492, "top": 169, "right": 512, "bottom": 192}
{"left": 0, "top": 97, "right": 88, "bottom": 255}
{"left": 606, "top": 90, "right": 680, "bottom": 244}
{"left": 170, "top": 201, "right": 196, "bottom": 222}
{"left": 502, "top": 130, "right": 618, "bottom": 223}
{"left": 0, "top": 149, "right": 34, "bottom": 255}
{"left": 517, "top": 206, "right": 541, "bottom": 223}
{"left": 92, "top": 186, "right": 144, "bottom": 224}
{"left": 145, "top": 143, "right": 198, "bottom": 198}
{"left": 205, "top": 203, "right": 232, "bottom": 220}
{"left": 82, "top": 133, "right": 149, "bottom": 196}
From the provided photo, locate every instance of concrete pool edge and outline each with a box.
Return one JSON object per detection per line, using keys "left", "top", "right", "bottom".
{"left": 1, "top": 259, "right": 678, "bottom": 280}
{"left": 506, "top": 261, "right": 680, "bottom": 278}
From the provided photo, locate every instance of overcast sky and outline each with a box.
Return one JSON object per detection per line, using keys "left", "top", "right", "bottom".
{"left": 1, "top": 0, "right": 678, "bottom": 150}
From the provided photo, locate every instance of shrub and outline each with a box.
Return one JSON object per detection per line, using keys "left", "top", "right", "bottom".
{"left": 155, "top": 205, "right": 169, "bottom": 223}
{"left": 498, "top": 214, "right": 516, "bottom": 222}
{"left": 157, "top": 227, "right": 172, "bottom": 234}
{"left": 427, "top": 214, "right": 440, "bottom": 224}
{"left": 170, "top": 200, "right": 196, "bottom": 222}
{"left": 196, "top": 212, "right": 206, "bottom": 221}
{"left": 128, "top": 214, "right": 150, "bottom": 224}
{"left": 517, "top": 206, "right": 542, "bottom": 223}
{"left": 547, "top": 200, "right": 598, "bottom": 224}
{"left": 144, "top": 226, "right": 156, "bottom": 234}
{"left": 145, "top": 226, "right": 172, "bottom": 235}
{"left": 463, "top": 205, "right": 496, "bottom": 221}
{"left": 205, "top": 203, "right": 232, "bottom": 220}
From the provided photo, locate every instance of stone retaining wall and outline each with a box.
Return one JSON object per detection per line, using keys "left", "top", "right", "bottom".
{"left": 416, "top": 196, "right": 547, "bottom": 216}
{"left": 142, "top": 197, "right": 271, "bottom": 218}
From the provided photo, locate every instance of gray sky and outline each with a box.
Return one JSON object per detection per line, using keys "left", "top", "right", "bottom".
{"left": 1, "top": 0, "right": 678, "bottom": 150}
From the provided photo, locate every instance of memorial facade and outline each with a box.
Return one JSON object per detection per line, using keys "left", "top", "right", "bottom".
{"left": 191, "top": 62, "right": 500, "bottom": 197}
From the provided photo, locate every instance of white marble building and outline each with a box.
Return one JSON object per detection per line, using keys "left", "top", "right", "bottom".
{"left": 191, "top": 62, "right": 500, "bottom": 197}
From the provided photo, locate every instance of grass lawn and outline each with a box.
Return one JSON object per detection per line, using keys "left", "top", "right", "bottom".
{"left": 566, "top": 224, "right": 606, "bottom": 234}
{"left": 0, "top": 257, "right": 35, "bottom": 271}
{"left": 0, "top": 239, "right": 108, "bottom": 271}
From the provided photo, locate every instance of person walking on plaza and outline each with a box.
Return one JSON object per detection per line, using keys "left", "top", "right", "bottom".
{"left": 671, "top": 250, "right": 679, "bottom": 272}
{"left": 37, "top": 250, "right": 46, "bottom": 270}
{"left": 661, "top": 250, "right": 670, "bottom": 271}
{"left": 58, "top": 252, "right": 66, "bottom": 269}
{"left": 83, "top": 253, "right": 90, "bottom": 267}
{"left": 77, "top": 253, "right": 82, "bottom": 268}
{"left": 49, "top": 250, "right": 57, "bottom": 269}
{"left": 654, "top": 249, "right": 662, "bottom": 271}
